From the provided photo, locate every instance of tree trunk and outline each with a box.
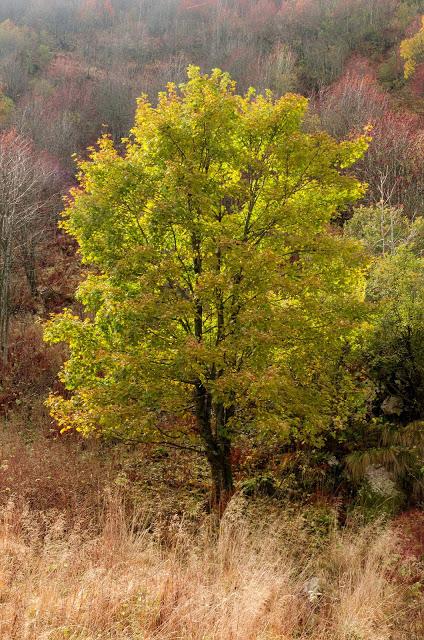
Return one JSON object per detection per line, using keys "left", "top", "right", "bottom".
{"left": 20, "top": 231, "right": 38, "bottom": 300}
{"left": 0, "top": 237, "right": 12, "bottom": 366}
{"left": 195, "top": 382, "right": 234, "bottom": 515}
{"left": 206, "top": 438, "right": 234, "bottom": 515}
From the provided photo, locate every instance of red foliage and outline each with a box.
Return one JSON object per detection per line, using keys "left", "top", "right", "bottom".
{"left": 318, "top": 57, "right": 388, "bottom": 138}
{"left": 247, "top": 0, "right": 279, "bottom": 27}
{"left": 364, "top": 109, "right": 424, "bottom": 206}
{"left": 80, "top": 0, "right": 115, "bottom": 18}
{"left": 0, "top": 127, "right": 32, "bottom": 152}
{"left": 46, "top": 53, "right": 88, "bottom": 81}
{"left": 404, "top": 14, "right": 422, "bottom": 38}
{"left": 409, "top": 62, "right": 424, "bottom": 97}
{"left": 395, "top": 509, "right": 424, "bottom": 561}
{"left": 394, "top": 510, "right": 424, "bottom": 597}
{"left": 319, "top": 55, "right": 424, "bottom": 212}
{"left": 279, "top": 0, "right": 321, "bottom": 27}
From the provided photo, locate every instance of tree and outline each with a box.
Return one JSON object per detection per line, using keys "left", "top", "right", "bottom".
{"left": 344, "top": 247, "right": 424, "bottom": 502}
{"left": 0, "top": 129, "right": 52, "bottom": 365}
{"left": 259, "top": 43, "right": 299, "bottom": 96}
{"left": 45, "top": 67, "right": 368, "bottom": 509}
{"left": 345, "top": 204, "right": 424, "bottom": 256}
{"left": 317, "top": 59, "right": 388, "bottom": 139}
{"left": 0, "top": 91, "right": 14, "bottom": 126}
{"left": 401, "top": 16, "right": 424, "bottom": 79}
{"left": 341, "top": 199, "right": 424, "bottom": 502}
{"left": 0, "top": 19, "right": 52, "bottom": 102}
{"left": 365, "top": 248, "right": 424, "bottom": 422}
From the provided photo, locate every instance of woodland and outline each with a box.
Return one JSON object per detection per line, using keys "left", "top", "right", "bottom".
{"left": 1, "top": 1, "right": 424, "bottom": 639}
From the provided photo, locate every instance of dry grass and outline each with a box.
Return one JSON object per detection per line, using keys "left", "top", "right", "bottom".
{"left": 0, "top": 494, "right": 412, "bottom": 640}
{"left": 0, "top": 422, "right": 421, "bottom": 640}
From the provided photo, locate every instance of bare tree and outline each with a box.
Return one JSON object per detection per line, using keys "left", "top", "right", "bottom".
{"left": 0, "top": 129, "right": 52, "bottom": 365}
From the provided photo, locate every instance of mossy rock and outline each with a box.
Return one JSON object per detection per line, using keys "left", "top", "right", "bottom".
{"left": 351, "top": 469, "right": 405, "bottom": 522}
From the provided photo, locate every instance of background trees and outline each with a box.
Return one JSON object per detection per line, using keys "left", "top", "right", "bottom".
{"left": 0, "top": 0, "right": 420, "bottom": 199}
{"left": 345, "top": 205, "right": 424, "bottom": 255}
{"left": 317, "top": 58, "right": 424, "bottom": 216}
{"left": 0, "top": 130, "right": 53, "bottom": 365}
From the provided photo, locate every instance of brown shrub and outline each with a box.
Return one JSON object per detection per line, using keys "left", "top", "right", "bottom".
{"left": 0, "top": 426, "right": 111, "bottom": 526}
{"left": 0, "top": 317, "right": 64, "bottom": 418}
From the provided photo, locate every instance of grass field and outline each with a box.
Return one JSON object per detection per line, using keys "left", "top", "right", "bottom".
{"left": 0, "top": 421, "right": 422, "bottom": 640}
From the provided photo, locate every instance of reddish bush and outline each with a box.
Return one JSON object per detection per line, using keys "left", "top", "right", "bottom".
{"left": 0, "top": 428, "right": 111, "bottom": 523}
{"left": 0, "top": 318, "right": 64, "bottom": 415}
{"left": 318, "top": 57, "right": 424, "bottom": 214}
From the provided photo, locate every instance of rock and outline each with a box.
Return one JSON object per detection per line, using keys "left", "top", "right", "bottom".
{"left": 303, "top": 576, "right": 322, "bottom": 602}
{"left": 381, "top": 395, "right": 403, "bottom": 416}
{"left": 365, "top": 465, "right": 398, "bottom": 498}
{"left": 327, "top": 454, "right": 339, "bottom": 467}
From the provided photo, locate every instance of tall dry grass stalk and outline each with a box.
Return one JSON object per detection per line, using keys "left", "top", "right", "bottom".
{"left": 0, "top": 494, "right": 406, "bottom": 640}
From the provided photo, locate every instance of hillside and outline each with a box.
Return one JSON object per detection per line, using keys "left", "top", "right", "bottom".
{"left": 0, "top": 2, "right": 424, "bottom": 639}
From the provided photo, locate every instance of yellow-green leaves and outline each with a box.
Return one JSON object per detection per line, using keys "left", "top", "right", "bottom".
{"left": 45, "top": 67, "right": 368, "bottom": 450}
{"left": 401, "top": 16, "right": 424, "bottom": 79}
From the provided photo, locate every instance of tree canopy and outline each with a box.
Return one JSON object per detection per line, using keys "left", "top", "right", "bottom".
{"left": 45, "top": 67, "right": 369, "bottom": 507}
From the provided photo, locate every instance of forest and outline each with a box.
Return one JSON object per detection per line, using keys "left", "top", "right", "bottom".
{"left": 1, "top": 1, "right": 424, "bottom": 638}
